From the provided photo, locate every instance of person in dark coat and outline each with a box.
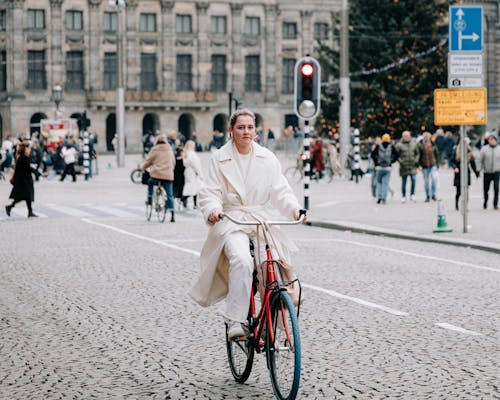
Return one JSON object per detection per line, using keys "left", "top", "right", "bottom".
{"left": 173, "top": 146, "right": 186, "bottom": 208}
{"left": 452, "top": 137, "right": 479, "bottom": 211}
{"left": 5, "top": 139, "right": 37, "bottom": 217}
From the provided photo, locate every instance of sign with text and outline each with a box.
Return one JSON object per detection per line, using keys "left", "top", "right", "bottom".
{"left": 434, "top": 88, "right": 487, "bottom": 125}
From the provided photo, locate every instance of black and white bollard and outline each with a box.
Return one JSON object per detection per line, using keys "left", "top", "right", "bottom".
{"left": 303, "top": 120, "right": 311, "bottom": 210}
{"left": 352, "top": 128, "right": 362, "bottom": 183}
{"left": 83, "top": 131, "right": 90, "bottom": 180}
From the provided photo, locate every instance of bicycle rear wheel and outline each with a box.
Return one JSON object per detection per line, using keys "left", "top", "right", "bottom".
{"left": 266, "top": 291, "right": 301, "bottom": 400}
{"left": 155, "top": 187, "right": 166, "bottom": 222}
{"left": 226, "top": 322, "right": 254, "bottom": 383}
{"left": 130, "top": 168, "right": 142, "bottom": 184}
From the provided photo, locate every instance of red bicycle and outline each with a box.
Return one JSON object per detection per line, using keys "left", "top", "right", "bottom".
{"left": 221, "top": 210, "right": 306, "bottom": 400}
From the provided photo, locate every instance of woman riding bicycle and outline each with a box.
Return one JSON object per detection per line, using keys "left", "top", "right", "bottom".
{"left": 140, "top": 134, "right": 176, "bottom": 222}
{"left": 189, "top": 109, "right": 303, "bottom": 339}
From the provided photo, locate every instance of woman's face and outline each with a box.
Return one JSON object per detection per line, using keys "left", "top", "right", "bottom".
{"left": 230, "top": 115, "right": 255, "bottom": 153}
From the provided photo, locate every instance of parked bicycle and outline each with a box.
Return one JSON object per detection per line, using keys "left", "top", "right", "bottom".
{"left": 284, "top": 153, "right": 305, "bottom": 184}
{"left": 146, "top": 181, "right": 167, "bottom": 222}
{"left": 221, "top": 210, "right": 306, "bottom": 400}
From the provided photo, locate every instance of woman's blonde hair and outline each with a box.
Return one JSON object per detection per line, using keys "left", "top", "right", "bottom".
{"left": 229, "top": 109, "right": 255, "bottom": 128}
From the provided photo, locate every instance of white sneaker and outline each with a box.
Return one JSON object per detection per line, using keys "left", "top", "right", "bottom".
{"left": 401, "top": 197, "right": 406, "bottom": 203}
{"left": 410, "top": 195, "right": 416, "bottom": 202}
{"left": 227, "top": 321, "right": 246, "bottom": 340}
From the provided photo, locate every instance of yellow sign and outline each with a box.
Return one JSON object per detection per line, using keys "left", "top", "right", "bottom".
{"left": 434, "top": 88, "right": 487, "bottom": 126}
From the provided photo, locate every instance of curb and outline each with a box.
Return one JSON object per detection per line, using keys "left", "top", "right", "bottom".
{"left": 306, "top": 220, "right": 500, "bottom": 255}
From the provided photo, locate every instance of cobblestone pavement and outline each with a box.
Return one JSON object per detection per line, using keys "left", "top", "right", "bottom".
{"left": 1, "top": 213, "right": 499, "bottom": 399}
{"left": 0, "top": 154, "right": 499, "bottom": 399}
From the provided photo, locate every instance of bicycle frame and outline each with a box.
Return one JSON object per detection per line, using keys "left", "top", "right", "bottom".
{"left": 221, "top": 212, "right": 305, "bottom": 350}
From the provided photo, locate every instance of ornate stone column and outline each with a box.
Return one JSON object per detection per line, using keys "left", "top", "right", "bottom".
{"left": 264, "top": 4, "right": 279, "bottom": 102}
{"left": 196, "top": 2, "right": 209, "bottom": 94}
{"left": 87, "top": 0, "right": 100, "bottom": 94}
{"left": 124, "top": 0, "right": 138, "bottom": 90}
{"left": 160, "top": 0, "right": 175, "bottom": 94}
{"left": 9, "top": 0, "right": 27, "bottom": 95}
{"left": 300, "top": 10, "right": 313, "bottom": 56}
{"left": 230, "top": 4, "right": 243, "bottom": 96}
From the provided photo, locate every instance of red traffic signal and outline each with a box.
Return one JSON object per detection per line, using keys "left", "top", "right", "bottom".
{"left": 301, "top": 63, "right": 314, "bottom": 77}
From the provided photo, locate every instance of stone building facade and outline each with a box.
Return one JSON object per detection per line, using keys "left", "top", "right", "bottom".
{"left": 0, "top": 0, "right": 337, "bottom": 152}
{"left": 0, "top": 0, "right": 498, "bottom": 153}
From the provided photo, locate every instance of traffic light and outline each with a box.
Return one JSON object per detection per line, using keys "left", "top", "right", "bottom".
{"left": 294, "top": 56, "right": 321, "bottom": 119}
{"left": 79, "top": 111, "right": 91, "bottom": 131}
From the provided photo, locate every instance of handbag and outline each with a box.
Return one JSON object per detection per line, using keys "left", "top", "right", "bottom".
{"left": 141, "top": 170, "right": 150, "bottom": 185}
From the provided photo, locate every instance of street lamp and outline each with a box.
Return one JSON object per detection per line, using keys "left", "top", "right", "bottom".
{"left": 52, "top": 84, "right": 63, "bottom": 119}
{"left": 109, "top": 0, "right": 126, "bottom": 167}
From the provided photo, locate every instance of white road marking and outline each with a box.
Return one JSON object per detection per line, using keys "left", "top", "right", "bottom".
{"left": 294, "top": 237, "right": 500, "bottom": 274}
{"left": 82, "top": 218, "right": 200, "bottom": 256}
{"left": 435, "top": 322, "right": 482, "bottom": 336}
{"left": 91, "top": 206, "right": 138, "bottom": 218}
{"left": 46, "top": 204, "right": 94, "bottom": 217}
{"left": 81, "top": 219, "right": 408, "bottom": 316}
{"left": 301, "top": 283, "right": 408, "bottom": 316}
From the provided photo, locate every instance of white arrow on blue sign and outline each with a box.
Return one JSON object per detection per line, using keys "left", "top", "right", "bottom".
{"left": 449, "top": 5, "right": 483, "bottom": 52}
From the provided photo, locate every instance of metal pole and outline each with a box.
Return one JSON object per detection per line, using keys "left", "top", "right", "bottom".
{"left": 303, "top": 120, "right": 311, "bottom": 210}
{"left": 353, "top": 128, "right": 361, "bottom": 183}
{"left": 460, "top": 125, "right": 468, "bottom": 233}
{"left": 116, "top": 6, "right": 125, "bottom": 168}
{"left": 339, "top": 0, "right": 350, "bottom": 178}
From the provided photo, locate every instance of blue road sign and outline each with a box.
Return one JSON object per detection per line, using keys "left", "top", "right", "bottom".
{"left": 449, "top": 6, "right": 483, "bottom": 52}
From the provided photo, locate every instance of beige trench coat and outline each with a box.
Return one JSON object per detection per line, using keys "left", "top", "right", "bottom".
{"left": 189, "top": 141, "right": 301, "bottom": 307}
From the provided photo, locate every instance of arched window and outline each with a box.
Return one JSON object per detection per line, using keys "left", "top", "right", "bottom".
{"left": 178, "top": 113, "right": 196, "bottom": 140}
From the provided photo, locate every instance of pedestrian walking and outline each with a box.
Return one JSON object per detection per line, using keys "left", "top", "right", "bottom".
{"left": 173, "top": 146, "right": 185, "bottom": 210}
{"left": 60, "top": 142, "right": 78, "bottom": 182}
{"left": 140, "top": 134, "right": 176, "bottom": 222}
{"left": 266, "top": 128, "right": 276, "bottom": 152}
{"left": 311, "top": 137, "right": 324, "bottom": 180}
{"left": 418, "top": 132, "right": 439, "bottom": 202}
{"left": 452, "top": 137, "right": 479, "bottom": 211}
{"left": 5, "top": 139, "right": 38, "bottom": 218}
{"left": 478, "top": 134, "right": 500, "bottom": 209}
{"left": 395, "top": 130, "right": 419, "bottom": 203}
{"left": 371, "top": 133, "right": 397, "bottom": 204}
{"left": 182, "top": 139, "right": 203, "bottom": 209}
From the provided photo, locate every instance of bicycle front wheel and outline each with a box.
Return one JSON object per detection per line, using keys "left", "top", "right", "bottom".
{"left": 155, "top": 188, "right": 167, "bottom": 222}
{"left": 226, "top": 323, "right": 254, "bottom": 383}
{"left": 284, "top": 166, "right": 303, "bottom": 185}
{"left": 266, "top": 291, "right": 301, "bottom": 400}
{"left": 130, "top": 168, "right": 142, "bottom": 184}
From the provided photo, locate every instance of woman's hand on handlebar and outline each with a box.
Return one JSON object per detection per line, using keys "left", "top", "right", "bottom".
{"left": 208, "top": 208, "right": 222, "bottom": 224}
{"left": 294, "top": 209, "right": 307, "bottom": 222}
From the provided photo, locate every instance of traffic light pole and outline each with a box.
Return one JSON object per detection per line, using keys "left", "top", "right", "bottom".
{"left": 303, "top": 120, "right": 311, "bottom": 210}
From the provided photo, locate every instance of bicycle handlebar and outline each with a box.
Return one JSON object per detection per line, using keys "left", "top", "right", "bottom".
{"left": 219, "top": 209, "right": 306, "bottom": 226}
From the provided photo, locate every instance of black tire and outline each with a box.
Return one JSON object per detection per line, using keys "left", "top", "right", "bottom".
{"left": 130, "top": 168, "right": 142, "bottom": 184}
{"left": 266, "top": 291, "right": 301, "bottom": 400}
{"left": 155, "top": 187, "right": 167, "bottom": 223}
{"left": 226, "top": 322, "right": 255, "bottom": 383}
{"left": 284, "top": 166, "right": 303, "bottom": 184}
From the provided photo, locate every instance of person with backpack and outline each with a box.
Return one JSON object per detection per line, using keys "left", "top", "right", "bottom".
{"left": 371, "top": 133, "right": 397, "bottom": 204}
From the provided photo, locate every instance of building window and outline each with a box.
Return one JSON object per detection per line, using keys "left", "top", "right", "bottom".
{"left": 0, "top": 50, "right": 6, "bottom": 91}
{"left": 140, "top": 13, "right": 156, "bottom": 32}
{"left": 283, "top": 22, "right": 297, "bottom": 39}
{"left": 103, "top": 52, "right": 117, "bottom": 90}
{"left": 27, "top": 50, "right": 46, "bottom": 89}
{"left": 245, "top": 17, "right": 260, "bottom": 36}
{"left": 176, "top": 14, "right": 192, "bottom": 34}
{"left": 176, "top": 55, "right": 192, "bottom": 91}
{"left": 103, "top": 12, "right": 117, "bottom": 32}
{"left": 245, "top": 55, "right": 260, "bottom": 92}
{"left": 141, "top": 53, "right": 157, "bottom": 91}
{"left": 66, "top": 10, "right": 83, "bottom": 30}
{"left": 66, "top": 51, "right": 84, "bottom": 90}
{"left": 27, "top": 9, "right": 45, "bottom": 29}
{"left": 314, "top": 23, "right": 329, "bottom": 41}
{"left": 211, "top": 16, "right": 226, "bottom": 34}
{"left": 211, "top": 55, "right": 226, "bottom": 92}
{"left": 282, "top": 58, "right": 295, "bottom": 94}
{"left": 0, "top": 10, "right": 6, "bottom": 31}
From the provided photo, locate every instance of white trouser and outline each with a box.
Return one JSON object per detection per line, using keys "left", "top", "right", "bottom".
{"left": 219, "top": 231, "right": 268, "bottom": 324}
